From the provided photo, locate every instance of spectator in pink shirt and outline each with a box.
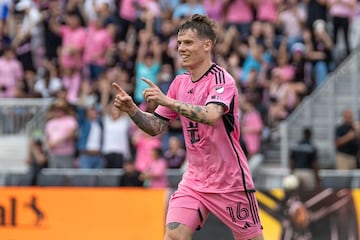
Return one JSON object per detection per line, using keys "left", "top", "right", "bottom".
{"left": 118, "top": 0, "right": 147, "bottom": 40}
{"left": 140, "top": 147, "right": 168, "bottom": 188}
{"left": 0, "top": 48, "right": 24, "bottom": 98}
{"left": 277, "top": 0, "right": 307, "bottom": 48}
{"left": 131, "top": 123, "right": 162, "bottom": 172}
{"left": 51, "top": 11, "right": 87, "bottom": 72}
{"left": 224, "top": 0, "right": 254, "bottom": 38}
{"left": 45, "top": 99, "right": 78, "bottom": 168}
{"left": 83, "top": 17, "right": 113, "bottom": 83}
{"left": 328, "top": 0, "right": 357, "bottom": 56}
{"left": 203, "top": 0, "right": 225, "bottom": 22}
{"left": 50, "top": 12, "right": 86, "bottom": 104}
{"left": 254, "top": 0, "right": 283, "bottom": 23}
{"left": 240, "top": 98, "right": 264, "bottom": 158}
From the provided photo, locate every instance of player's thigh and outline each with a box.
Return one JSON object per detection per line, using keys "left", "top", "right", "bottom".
{"left": 166, "top": 193, "right": 209, "bottom": 232}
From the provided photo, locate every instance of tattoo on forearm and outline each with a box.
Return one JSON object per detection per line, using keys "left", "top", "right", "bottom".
{"left": 130, "top": 110, "right": 167, "bottom": 136}
{"left": 167, "top": 222, "right": 181, "bottom": 230}
{"left": 174, "top": 101, "right": 223, "bottom": 125}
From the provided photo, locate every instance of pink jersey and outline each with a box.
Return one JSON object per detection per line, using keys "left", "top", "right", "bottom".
{"left": 155, "top": 64, "right": 255, "bottom": 193}
{"left": 225, "top": 0, "right": 253, "bottom": 23}
{"left": 83, "top": 23, "right": 113, "bottom": 66}
{"left": 256, "top": 0, "right": 282, "bottom": 22}
{"left": 0, "top": 57, "right": 23, "bottom": 98}
{"left": 59, "top": 26, "right": 87, "bottom": 68}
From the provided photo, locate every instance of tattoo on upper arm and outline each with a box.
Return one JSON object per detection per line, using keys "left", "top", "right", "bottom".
{"left": 130, "top": 110, "right": 168, "bottom": 136}
{"left": 167, "top": 222, "right": 181, "bottom": 230}
{"left": 175, "top": 102, "right": 224, "bottom": 125}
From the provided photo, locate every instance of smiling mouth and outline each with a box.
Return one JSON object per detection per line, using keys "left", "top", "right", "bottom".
{"left": 180, "top": 55, "right": 190, "bottom": 61}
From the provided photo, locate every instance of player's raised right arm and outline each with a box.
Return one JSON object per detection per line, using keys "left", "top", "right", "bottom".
{"left": 112, "top": 82, "right": 169, "bottom": 136}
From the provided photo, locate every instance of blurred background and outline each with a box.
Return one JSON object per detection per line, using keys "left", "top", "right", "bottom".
{"left": 0, "top": 0, "right": 360, "bottom": 239}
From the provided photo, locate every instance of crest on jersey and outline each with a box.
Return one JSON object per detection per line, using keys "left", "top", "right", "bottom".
{"left": 215, "top": 86, "right": 224, "bottom": 93}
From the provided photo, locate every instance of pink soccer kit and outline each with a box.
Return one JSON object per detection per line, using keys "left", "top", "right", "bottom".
{"left": 154, "top": 64, "right": 262, "bottom": 238}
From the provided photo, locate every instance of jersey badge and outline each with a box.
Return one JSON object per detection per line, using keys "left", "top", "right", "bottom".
{"left": 216, "top": 86, "right": 224, "bottom": 93}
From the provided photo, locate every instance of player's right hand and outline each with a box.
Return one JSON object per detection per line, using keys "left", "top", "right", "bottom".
{"left": 112, "top": 82, "right": 137, "bottom": 115}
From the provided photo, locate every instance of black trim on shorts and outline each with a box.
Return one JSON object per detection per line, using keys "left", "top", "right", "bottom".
{"left": 196, "top": 208, "right": 204, "bottom": 231}
{"left": 245, "top": 191, "right": 260, "bottom": 224}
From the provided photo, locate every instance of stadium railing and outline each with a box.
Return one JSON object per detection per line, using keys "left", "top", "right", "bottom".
{"left": 0, "top": 98, "right": 53, "bottom": 136}
{"left": 280, "top": 47, "right": 360, "bottom": 169}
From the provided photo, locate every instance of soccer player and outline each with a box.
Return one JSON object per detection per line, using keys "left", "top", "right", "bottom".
{"left": 113, "top": 14, "right": 264, "bottom": 240}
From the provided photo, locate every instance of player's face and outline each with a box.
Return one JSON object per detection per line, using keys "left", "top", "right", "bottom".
{"left": 177, "top": 29, "right": 210, "bottom": 69}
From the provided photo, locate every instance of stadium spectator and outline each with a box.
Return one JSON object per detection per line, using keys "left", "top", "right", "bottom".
{"left": 131, "top": 120, "right": 162, "bottom": 172}
{"left": 302, "top": 23, "right": 333, "bottom": 87}
{"left": 33, "top": 60, "right": 63, "bottom": 98}
{"left": 25, "top": 131, "right": 48, "bottom": 186}
{"left": 83, "top": 16, "right": 114, "bottom": 83}
{"left": 203, "top": 0, "right": 225, "bottom": 23}
{"left": 172, "top": 0, "right": 206, "bottom": 26}
{"left": 140, "top": 147, "right": 168, "bottom": 188}
{"left": 0, "top": 47, "right": 24, "bottom": 98}
{"left": 133, "top": 19, "right": 162, "bottom": 104}
{"left": 277, "top": 0, "right": 306, "bottom": 48}
{"left": 254, "top": 0, "right": 283, "bottom": 24}
{"left": 99, "top": 76, "right": 132, "bottom": 168}
{"left": 76, "top": 104, "right": 103, "bottom": 169}
{"left": 102, "top": 104, "right": 132, "bottom": 168}
{"left": 0, "top": 15, "right": 11, "bottom": 55}
{"left": 50, "top": 10, "right": 86, "bottom": 103}
{"left": 118, "top": 160, "right": 144, "bottom": 187}
{"left": 304, "top": 0, "right": 328, "bottom": 32}
{"left": 335, "top": 108, "right": 360, "bottom": 169}
{"left": 289, "top": 42, "right": 313, "bottom": 98}
{"left": 12, "top": 0, "right": 42, "bottom": 72}
{"left": 117, "top": 0, "right": 144, "bottom": 40}
{"left": 267, "top": 68, "right": 296, "bottom": 127}
{"left": 328, "top": 0, "right": 357, "bottom": 57}
{"left": 40, "top": 0, "right": 62, "bottom": 64}
{"left": 224, "top": 0, "right": 254, "bottom": 38}
{"left": 240, "top": 98, "right": 264, "bottom": 158}
{"left": 163, "top": 135, "right": 186, "bottom": 169}
{"left": 45, "top": 99, "right": 78, "bottom": 168}
{"left": 17, "top": 68, "right": 40, "bottom": 98}
{"left": 290, "top": 127, "right": 321, "bottom": 191}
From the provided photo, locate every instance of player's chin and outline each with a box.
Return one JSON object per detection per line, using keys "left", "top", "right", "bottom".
{"left": 181, "top": 60, "right": 191, "bottom": 68}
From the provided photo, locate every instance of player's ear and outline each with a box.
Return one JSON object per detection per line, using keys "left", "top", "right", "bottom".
{"left": 203, "top": 39, "right": 213, "bottom": 52}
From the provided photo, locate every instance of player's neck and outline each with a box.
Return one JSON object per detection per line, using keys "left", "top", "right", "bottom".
{"left": 189, "top": 60, "right": 213, "bottom": 82}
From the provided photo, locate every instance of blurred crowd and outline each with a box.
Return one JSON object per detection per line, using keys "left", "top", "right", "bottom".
{"left": 1, "top": 0, "right": 360, "bottom": 186}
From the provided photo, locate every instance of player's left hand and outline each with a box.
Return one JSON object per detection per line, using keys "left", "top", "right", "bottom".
{"left": 142, "top": 77, "right": 169, "bottom": 106}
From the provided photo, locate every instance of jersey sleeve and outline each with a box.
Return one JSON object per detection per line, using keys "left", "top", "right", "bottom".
{"left": 205, "top": 72, "right": 237, "bottom": 114}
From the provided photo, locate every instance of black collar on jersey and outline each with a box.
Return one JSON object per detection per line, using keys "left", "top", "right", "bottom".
{"left": 191, "top": 63, "right": 216, "bottom": 83}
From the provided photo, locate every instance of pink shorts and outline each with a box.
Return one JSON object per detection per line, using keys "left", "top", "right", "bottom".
{"left": 166, "top": 185, "right": 263, "bottom": 240}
